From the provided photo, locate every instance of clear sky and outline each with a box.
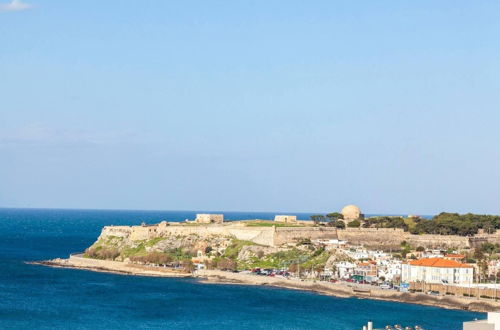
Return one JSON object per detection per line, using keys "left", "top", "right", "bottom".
{"left": 1, "top": 1, "right": 499, "bottom": 215}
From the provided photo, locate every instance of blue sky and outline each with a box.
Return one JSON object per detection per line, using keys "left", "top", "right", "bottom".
{"left": 1, "top": 1, "right": 499, "bottom": 215}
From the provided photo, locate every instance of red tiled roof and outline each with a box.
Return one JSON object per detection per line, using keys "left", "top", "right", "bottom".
{"left": 445, "top": 254, "right": 465, "bottom": 258}
{"left": 408, "top": 257, "right": 472, "bottom": 268}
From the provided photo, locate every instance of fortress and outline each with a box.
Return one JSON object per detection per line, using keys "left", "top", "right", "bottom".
{"left": 98, "top": 211, "right": 500, "bottom": 250}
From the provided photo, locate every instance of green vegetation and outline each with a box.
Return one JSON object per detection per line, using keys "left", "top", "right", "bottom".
{"left": 400, "top": 241, "right": 412, "bottom": 258}
{"left": 347, "top": 219, "right": 361, "bottom": 228}
{"left": 130, "top": 252, "right": 171, "bottom": 265}
{"left": 121, "top": 243, "right": 146, "bottom": 258}
{"left": 364, "top": 216, "right": 408, "bottom": 230}
{"left": 335, "top": 221, "right": 345, "bottom": 229}
{"left": 223, "top": 239, "right": 256, "bottom": 259}
{"left": 326, "top": 212, "right": 344, "bottom": 221}
{"left": 300, "top": 248, "right": 330, "bottom": 271}
{"left": 363, "top": 212, "right": 500, "bottom": 236}
{"left": 245, "top": 248, "right": 311, "bottom": 269}
{"left": 310, "top": 212, "right": 343, "bottom": 226}
{"left": 144, "top": 237, "right": 164, "bottom": 247}
{"left": 477, "top": 242, "right": 500, "bottom": 254}
{"left": 310, "top": 215, "right": 326, "bottom": 224}
{"left": 84, "top": 246, "right": 120, "bottom": 260}
{"left": 408, "top": 213, "right": 500, "bottom": 236}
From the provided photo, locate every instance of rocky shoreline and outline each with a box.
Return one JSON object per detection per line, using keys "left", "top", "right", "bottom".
{"left": 30, "top": 255, "right": 191, "bottom": 278}
{"left": 33, "top": 256, "right": 500, "bottom": 313}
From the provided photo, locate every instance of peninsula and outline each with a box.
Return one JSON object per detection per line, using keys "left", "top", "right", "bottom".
{"left": 37, "top": 206, "right": 500, "bottom": 313}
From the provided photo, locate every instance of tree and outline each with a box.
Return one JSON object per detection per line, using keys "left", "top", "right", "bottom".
{"left": 416, "top": 246, "right": 425, "bottom": 252}
{"left": 205, "top": 246, "right": 213, "bottom": 254}
{"left": 217, "top": 258, "right": 236, "bottom": 271}
{"left": 326, "top": 212, "right": 343, "bottom": 221}
{"left": 347, "top": 220, "right": 361, "bottom": 228}
{"left": 310, "top": 214, "right": 326, "bottom": 225}
{"left": 335, "top": 221, "right": 346, "bottom": 229}
{"left": 325, "top": 212, "right": 343, "bottom": 227}
{"left": 182, "top": 259, "right": 195, "bottom": 273}
{"left": 288, "top": 263, "right": 299, "bottom": 273}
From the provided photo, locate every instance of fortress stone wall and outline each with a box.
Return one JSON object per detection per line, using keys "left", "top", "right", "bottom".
{"left": 337, "top": 228, "right": 474, "bottom": 250}
{"left": 273, "top": 227, "right": 338, "bottom": 246}
{"left": 99, "top": 223, "right": 338, "bottom": 247}
{"left": 100, "top": 223, "right": 278, "bottom": 246}
{"left": 99, "top": 222, "right": 496, "bottom": 250}
{"left": 405, "top": 234, "right": 469, "bottom": 249}
{"left": 337, "top": 228, "right": 405, "bottom": 250}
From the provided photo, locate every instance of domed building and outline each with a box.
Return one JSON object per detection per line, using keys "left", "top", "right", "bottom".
{"left": 341, "top": 205, "right": 364, "bottom": 222}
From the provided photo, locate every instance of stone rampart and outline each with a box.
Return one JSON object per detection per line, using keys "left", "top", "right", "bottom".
{"left": 99, "top": 223, "right": 277, "bottom": 246}
{"left": 405, "top": 234, "right": 469, "bottom": 250}
{"left": 273, "top": 227, "right": 338, "bottom": 246}
{"left": 99, "top": 222, "right": 490, "bottom": 250}
{"left": 337, "top": 228, "right": 405, "bottom": 249}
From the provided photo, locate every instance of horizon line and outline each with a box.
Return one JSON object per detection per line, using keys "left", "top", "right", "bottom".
{"left": 0, "top": 205, "right": 437, "bottom": 217}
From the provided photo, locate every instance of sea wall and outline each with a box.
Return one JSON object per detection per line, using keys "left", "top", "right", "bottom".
{"left": 410, "top": 282, "right": 500, "bottom": 300}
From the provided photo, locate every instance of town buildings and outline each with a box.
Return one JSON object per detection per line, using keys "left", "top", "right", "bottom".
{"left": 401, "top": 258, "right": 474, "bottom": 285}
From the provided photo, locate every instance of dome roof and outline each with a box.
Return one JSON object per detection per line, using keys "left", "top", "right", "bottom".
{"left": 341, "top": 205, "right": 361, "bottom": 220}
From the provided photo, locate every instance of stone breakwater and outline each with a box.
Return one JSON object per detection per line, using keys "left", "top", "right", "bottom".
{"left": 34, "top": 254, "right": 190, "bottom": 277}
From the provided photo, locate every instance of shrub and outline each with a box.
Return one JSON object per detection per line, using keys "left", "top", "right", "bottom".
{"left": 85, "top": 247, "right": 119, "bottom": 260}
{"left": 335, "top": 221, "right": 346, "bottom": 229}
{"left": 182, "top": 260, "right": 195, "bottom": 273}
{"left": 347, "top": 220, "right": 361, "bottom": 228}
{"left": 217, "top": 258, "right": 236, "bottom": 271}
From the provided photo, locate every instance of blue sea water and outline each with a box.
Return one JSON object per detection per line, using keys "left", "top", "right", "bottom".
{"left": 0, "top": 208, "right": 484, "bottom": 329}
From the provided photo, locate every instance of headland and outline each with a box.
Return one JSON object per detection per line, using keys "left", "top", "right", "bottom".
{"left": 35, "top": 209, "right": 500, "bottom": 313}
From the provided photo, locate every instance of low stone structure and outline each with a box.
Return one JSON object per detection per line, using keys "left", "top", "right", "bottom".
{"left": 274, "top": 215, "right": 297, "bottom": 223}
{"left": 195, "top": 214, "right": 224, "bottom": 224}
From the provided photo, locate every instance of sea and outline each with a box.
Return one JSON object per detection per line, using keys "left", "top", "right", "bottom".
{"left": 0, "top": 208, "right": 485, "bottom": 329}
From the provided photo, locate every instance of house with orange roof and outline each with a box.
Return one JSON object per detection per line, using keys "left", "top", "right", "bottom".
{"left": 401, "top": 257, "right": 474, "bottom": 285}
{"left": 353, "top": 261, "right": 377, "bottom": 281}
{"left": 444, "top": 253, "right": 466, "bottom": 262}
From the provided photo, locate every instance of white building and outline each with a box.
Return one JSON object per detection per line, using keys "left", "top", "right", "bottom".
{"left": 345, "top": 247, "right": 369, "bottom": 260}
{"left": 313, "top": 239, "right": 347, "bottom": 249}
{"left": 334, "top": 261, "right": 357, "bottom": 279}
{"left": 464, "top": 311, "right": 500, "bottom": 330}
{"left": 401, "top": 258, "right": 473, "bottom": 285}
{"left": 377, "top": 259, "right": 402, "bottom": 282}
